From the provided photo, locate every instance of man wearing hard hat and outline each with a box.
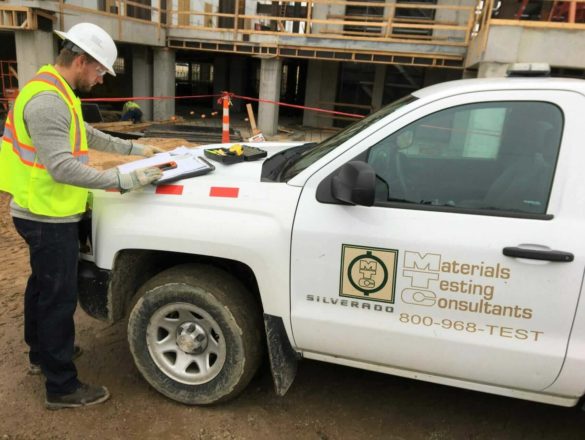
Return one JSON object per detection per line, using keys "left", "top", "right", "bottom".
{"left": 0, "top": 23, "right": 163, "bottom": 409}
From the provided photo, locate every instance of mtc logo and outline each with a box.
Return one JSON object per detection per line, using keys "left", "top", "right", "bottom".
{"left": 401, "top": 251, "right": 440, "bottom": 307}
{"left": 358, "top": 258, "right": 377, "bottom": 288}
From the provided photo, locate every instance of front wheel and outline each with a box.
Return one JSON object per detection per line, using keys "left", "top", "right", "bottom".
{"left": 128, "top": 264, "right": 263, "bottom": 405}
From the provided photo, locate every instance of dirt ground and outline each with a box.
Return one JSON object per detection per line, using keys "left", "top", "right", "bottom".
{"left": 2, "top": 140, "right": 585, "bottom": 440}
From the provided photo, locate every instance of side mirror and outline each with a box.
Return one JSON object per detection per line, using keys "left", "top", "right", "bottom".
{"left": 331, "top": 161, "right": 376, "bottom": 206}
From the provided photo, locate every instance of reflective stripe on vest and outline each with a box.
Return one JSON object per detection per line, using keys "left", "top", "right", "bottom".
{"left": 3, "top": 112, "right": 88, "bottom": 167}
{"left": 2, "top": 115, "right": 45, "bottom": 168}
{"left": 31, "top": 71, "right": 84, "bottom": 155}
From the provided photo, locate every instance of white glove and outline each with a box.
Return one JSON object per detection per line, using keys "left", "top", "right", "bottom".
{"left": 118, "top": 167, "right": 163, "bottom": 193}
{"left": 130, "top": 142, "right": 165, "bottom": 157}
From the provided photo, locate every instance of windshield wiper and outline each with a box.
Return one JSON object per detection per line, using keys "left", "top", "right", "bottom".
{"left": 387, "top": 198, "right": 418, "bottom": 204}
{"left": 261, "top": 143, "right": 317, "bottom": 182}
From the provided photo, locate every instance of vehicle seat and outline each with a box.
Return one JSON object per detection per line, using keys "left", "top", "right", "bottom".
{"left": 482, "top": 120, "right": 558, "bottom": 213}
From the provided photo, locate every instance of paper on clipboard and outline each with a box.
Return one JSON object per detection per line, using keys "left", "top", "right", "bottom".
{"left": 117, "top": 146, "right": 214, "bottom": 184}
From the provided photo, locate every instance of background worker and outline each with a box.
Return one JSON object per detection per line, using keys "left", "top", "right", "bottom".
{"left": 0, "top": 22, "right": 163, "bottom": 409}
{"left": 121, "top": 100, "right": 143, "bottom": 123}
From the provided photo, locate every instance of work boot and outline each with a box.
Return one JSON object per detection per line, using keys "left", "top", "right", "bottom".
{"left": 29, "top": 345, "right": 83, "bottom": 375}
{"left": 45, "top": 383, "right": 110, "bottom": 410}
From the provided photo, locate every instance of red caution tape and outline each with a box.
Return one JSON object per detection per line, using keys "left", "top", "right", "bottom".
{"left": 81, "top": 94, "right": 221, "bottom": 103}
{"left": 232, "top": 94, "right": 364, "bottom": 119}
{"left": 1, "top": 90, "right": 365, "bottom": 119}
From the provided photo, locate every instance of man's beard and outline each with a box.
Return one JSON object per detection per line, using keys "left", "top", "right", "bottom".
{"left": 78, "top": 80, "right": 94, "bottom": 93}
{"left": 76, "top": 73, "right": 95, "bottom": 93}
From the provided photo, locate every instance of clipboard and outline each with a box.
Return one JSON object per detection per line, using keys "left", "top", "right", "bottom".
{"left": 156, "top": 156, "right": 215, "bottom": 184}
{"left": 117, "top": 147, "right": 215, "bottom": 185}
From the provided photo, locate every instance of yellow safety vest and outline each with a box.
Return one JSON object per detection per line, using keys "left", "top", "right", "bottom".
{"left": 0, "top": 65, "right": 89, "bottom": 217}
{"left": 123, "top": 101, "right": 140, "bottom": 112}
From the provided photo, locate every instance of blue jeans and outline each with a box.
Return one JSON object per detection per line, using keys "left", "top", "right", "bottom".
{"left": 13, "top": 218, "right": 81, "bottom": 395}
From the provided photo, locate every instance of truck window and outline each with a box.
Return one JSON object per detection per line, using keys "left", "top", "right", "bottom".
{"left": 367, "top": 101, "right": 563, "bottom": 216}
{"left": 280, "top": 95, "right": 418, "bottom": 181}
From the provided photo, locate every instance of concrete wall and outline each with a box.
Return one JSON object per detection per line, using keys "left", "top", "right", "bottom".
{"left": 151, "top": 0, "right": 159, "bottom": 22}
{"left": 468, "top": 24, "right": 585, "bottom": 71}
{"left": 477, "top": 62, "right": 509, "bottom": 78}
{"left": 485, "top": 25, "right": 585, "bottom": 69}
{"left": 170, "top": 0, "right": 179, "bottom": 25}
{"left": 77, "top": 0, "right": 99, "bottom": 8}
{"left": 159, "top": 0, "right": 244, "bottom": 28}
{"left": 14, "top": 30, "right": 57, "bottom": 85}
{"left": 435, "top": 0, "right": 476, "bottom": 42}
{"left": 312, "top": 3, "right": 345, "bottom": 35}
{"left": 61, "top": 4, "right": 165, "bottom": 47}
{"left": 168, "top": 0, "right": 221, "bottom": 26}
{"left": 191, "top": 0, "right": 205, "bottom": 27}
{"left": 245, "top": 0, "right": 255, "bottom": 29}
{"left": 190, "top": 0, "right": 221, "bottom": 27}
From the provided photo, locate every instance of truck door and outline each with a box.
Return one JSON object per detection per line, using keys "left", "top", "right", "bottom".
{"left": 290, "top": 90, "right": 585, "bottom": 391}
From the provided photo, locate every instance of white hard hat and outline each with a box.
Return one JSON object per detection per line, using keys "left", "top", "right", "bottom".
{"left": 55, "top": 23, "right": 117, "bottom": 76}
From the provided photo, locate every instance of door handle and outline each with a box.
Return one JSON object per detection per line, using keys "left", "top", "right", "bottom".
{"left": 503, "top": 247, "right": 574, "bottom": 262}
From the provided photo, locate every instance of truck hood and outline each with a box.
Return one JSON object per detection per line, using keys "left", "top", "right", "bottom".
{"left": 179, "top": 142, "right": 305, "bottom": 184}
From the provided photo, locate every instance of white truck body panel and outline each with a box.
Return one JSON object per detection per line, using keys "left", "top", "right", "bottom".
{"left": 290, "top": 89, "right": 585, "bottom": 395}
{"left": 91, "top": 146, "right": 303, "bottom": 323}
{"left": 87, "top": 77, "right": 585, "bottom": 406}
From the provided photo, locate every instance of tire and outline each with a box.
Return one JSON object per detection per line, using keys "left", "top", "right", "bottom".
{"left": 127, "top": 264, "right": 263, "bottom": 405}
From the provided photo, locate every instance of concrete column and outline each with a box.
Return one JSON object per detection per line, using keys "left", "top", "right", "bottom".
{"left": 153, "top": 47, "right": 175, "bottom": 120}
{"left": 371, "top": 65, "right": 386, "bottom": 111}
{"left": 302, "top": 60, "right": 338, "bottom": 128}
{"left": 478, "top": 61, "right": 509, "bottom": 78}
{"left": 312, "top": 3, "right": 345, "bottom": 34}
{"left": 258, "top": 57, "right": 282, "bottom": 136}
{"left": 132, "top": 45, "right": 153, "bottom": 121}
{"left": 15, "top": 30, "right": 57, "bottom": 86}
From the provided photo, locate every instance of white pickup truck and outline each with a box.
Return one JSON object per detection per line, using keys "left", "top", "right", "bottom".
{"left": 79, "top": 69, "right": 585, "bottom": 408}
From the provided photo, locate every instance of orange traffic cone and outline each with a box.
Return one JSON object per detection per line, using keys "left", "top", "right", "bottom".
{"left": 221, "top": 92, "right": 231, "bottom": 143}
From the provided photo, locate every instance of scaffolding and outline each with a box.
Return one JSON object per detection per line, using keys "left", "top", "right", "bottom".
{"left": 55, "top": 0, "right": 476, "bottom": 69}
{"left": 0, "top": 6, "right": 55, "bottom": 30}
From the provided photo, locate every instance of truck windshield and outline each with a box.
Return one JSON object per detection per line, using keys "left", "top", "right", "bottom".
{"left": 280, "top": 95, "right": 418, "bottom": 181}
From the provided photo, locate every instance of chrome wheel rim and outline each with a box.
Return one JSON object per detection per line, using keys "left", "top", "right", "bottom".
{"left": 146, "top": 302, "right": 226, "bottom": 385}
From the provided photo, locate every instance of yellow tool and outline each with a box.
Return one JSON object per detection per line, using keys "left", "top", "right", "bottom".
{"left": 229, "top": 144, "right": 244, "bottom": 156}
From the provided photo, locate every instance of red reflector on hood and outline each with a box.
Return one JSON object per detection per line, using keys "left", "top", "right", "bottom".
{"left": 209, "top": 187, "right": 239, "bottom": 198}
{"left": 156, "top": 185, "right": 184, "bottom": 195}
